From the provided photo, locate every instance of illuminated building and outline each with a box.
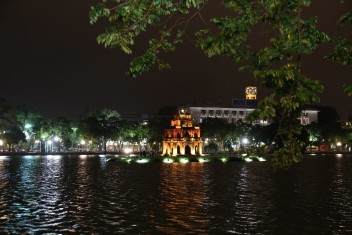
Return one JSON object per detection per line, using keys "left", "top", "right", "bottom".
{"left": 162, "top": 108, "right": 202, "bottom": 156}
{"left": 245, "top": 85, "right": 257, "bottom": 100}
{"left": 184, "top": 85, "right": 318, "bottom": 125}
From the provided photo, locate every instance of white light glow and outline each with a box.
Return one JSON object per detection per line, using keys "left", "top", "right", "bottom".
{"left": 124, "top": 148, "right": 132, "bottom": 154}
{"left": 163, "top": 158, "right": 174, "bottom": 163}
{"left": 242, "top": 138, "right": 249, "bottom": 144}
{"left": 179, "top": 158, "right": 189, "bottom": 163}
{"left": 198, "top": 158, "right": 210, "bottom": 163}
{"left": 136, "top": 158, "right": 149, "bottom": 164}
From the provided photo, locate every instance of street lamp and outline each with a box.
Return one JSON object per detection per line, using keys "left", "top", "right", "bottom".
{"left": 0, "top": 139, "right": 3, "bottom": 152}
{"left": 242, "top": 138, "right": 249, "bottom": 144}
{"left": 242, "top": 138, "right": 249, "bottom": 150}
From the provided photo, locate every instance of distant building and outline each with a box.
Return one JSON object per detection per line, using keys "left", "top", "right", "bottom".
{"left": 184, "top": 85, "right": 318, "bottom": 125}
{"left": 186, "top": 105, "right": 260, "bottom": 124}
{"left": 298, "top": 109, "right": 318, "bottom": 125}
{"left": 162, "top": 108, "right": 202, "bottom": 156}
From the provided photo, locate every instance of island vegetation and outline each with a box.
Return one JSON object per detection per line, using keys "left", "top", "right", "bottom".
{"left": 0, "top": 99, "right": 351, "bottom": 167}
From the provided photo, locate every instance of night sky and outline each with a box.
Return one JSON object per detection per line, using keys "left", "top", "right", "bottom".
{"left": 1, "top": 1, "right": 351, "bottom": 119}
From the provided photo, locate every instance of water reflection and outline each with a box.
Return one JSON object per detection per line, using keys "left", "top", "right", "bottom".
{"left": 327, "top": 156, "right": 352, "bottom": 234}
{"left": 157, "top": 163, "right": 211, "bottom": 233}
{"left": 0, "top": 156, "right": 10, "bottom": 226}
{"left": 0, "top": 155, "right": 352, "bottom": 234}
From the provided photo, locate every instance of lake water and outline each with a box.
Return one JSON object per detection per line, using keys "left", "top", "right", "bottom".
{"left": 0, "top": 154, "right": 351, "bottom": 234}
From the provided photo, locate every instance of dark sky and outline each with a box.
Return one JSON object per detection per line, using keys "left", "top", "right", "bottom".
{"left": 1, "top": 1, "right": 351, "bottom": 119}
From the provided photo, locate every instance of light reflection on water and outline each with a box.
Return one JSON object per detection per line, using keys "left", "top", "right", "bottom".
{"left": 0, "top": 154, "right": 351, "bottom": 234}
{"left": 157, "top": 163, "right": 211, "bottom": 234}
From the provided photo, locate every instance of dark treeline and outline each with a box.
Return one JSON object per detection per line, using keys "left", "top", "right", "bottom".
{"left": 0, "top": 98, "right": 351, "bottom": 154}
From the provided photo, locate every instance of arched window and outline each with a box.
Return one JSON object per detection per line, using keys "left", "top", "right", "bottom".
{"left": 185, "top": 132, "right": 190, "bottom": 138}
{"left": 185, "top": 145, "right": 191, "bottom": 155}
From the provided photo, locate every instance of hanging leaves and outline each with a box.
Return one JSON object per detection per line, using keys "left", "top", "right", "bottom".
{"left": 89, "top": 0, "right": 351, "bottom": 169}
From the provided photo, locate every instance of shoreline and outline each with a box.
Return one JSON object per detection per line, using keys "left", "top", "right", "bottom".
{"left": 0, "top": 151, "right": 351, "bottom": 157}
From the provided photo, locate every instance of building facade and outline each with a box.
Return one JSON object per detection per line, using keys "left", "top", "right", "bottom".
{"left": 184, "top": 86, "right": 318, "bottom": 125}
{"left": 186, "top": 106, "right": 318, "bottom": 125}
{"left": 162, "top": 109, "right": 203, "bottom": 156}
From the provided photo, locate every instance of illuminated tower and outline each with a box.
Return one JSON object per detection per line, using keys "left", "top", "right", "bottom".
{"left": 162, "top": 108, "right": 202, "bottom": 156}
{"left": 245, "top": 85, "right": 257, "bottom": 100}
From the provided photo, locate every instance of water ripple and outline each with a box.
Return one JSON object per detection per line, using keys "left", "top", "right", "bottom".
{"left": 0, "top": 155, "right": 352, "bottom": 234}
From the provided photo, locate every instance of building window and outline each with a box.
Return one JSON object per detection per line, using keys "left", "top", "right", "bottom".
{"left": 208, "top": 110, "right": 214, "bottom": 116}
{"left": 224, "top": 110, "right": 229, "bottom": 116}
{"left": 216, "top": 110, "right": 222, "bottom": 116}
{"left": 239, "top": 111, "right": 244, "bottom": 116}
{"left": 232, "top": 111, "right": 237, "bottom": 115}
{"left": 201, "top": 110, "right": 206, "bottom": 115}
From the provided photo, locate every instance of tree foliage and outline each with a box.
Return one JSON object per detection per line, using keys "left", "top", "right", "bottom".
{"left": 90, "top": 0, "right": 351, "bottom": 169}
{"left": 325, "top": 5, "right": 352, "bottom": 96}
{"left": 79, "top": 108, "right": 121, "bottom": 152}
